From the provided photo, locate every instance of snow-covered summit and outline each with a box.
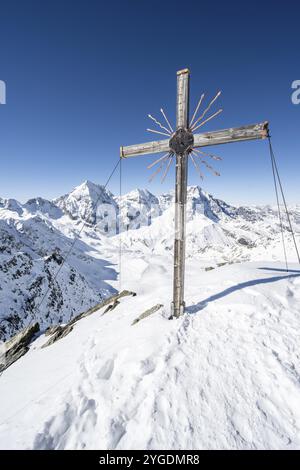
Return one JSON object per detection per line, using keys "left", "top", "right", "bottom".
{"left": 24, "top": 197, "right": 63, "bottom": 219}
{"left": 118, "top": 188, "right": 159, "bottom": 205}
{"left": 160, "top": 185, "right": 238, "bottom": 221}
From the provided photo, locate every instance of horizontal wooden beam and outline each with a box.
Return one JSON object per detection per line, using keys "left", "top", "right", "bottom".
{"left": 120, "top": 139, "right": 170, "bottom": 158}
{"left": 120, "top": 121, "right": 269, "bottom": 158}
{"left": 193, "top": 121, "right": 269, "bottom": 148}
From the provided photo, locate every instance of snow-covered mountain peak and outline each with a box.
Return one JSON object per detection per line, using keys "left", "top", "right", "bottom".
{"left": 158, "top": 185, "right": 237, "bottom": 222}
{"left": 187, "top": 185, "right": 210, "bottom": 198}
{"left": 66, "top": 180, "right": 115, "bottom": 204}
{"left": 119, "top": 188, "right": 159, "bottom": 205}
{"left": 0, "top": 197, "right": 23, "bottom": 216}
{"left": 24, "top": 197, "right": 63, "bottom": 219}
{"left": 54, "top": 180, "right": 116, "bottom": 224}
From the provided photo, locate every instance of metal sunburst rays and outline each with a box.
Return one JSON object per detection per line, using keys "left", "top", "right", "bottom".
{"left": 146, "top": 92, "right": 223, "bottom": 183}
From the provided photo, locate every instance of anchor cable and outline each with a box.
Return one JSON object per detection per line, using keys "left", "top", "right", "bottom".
{"left": 268, "top": 137, "right": 288, "bottom": 271}
{"left": 31, "top": 158, "right": 122, "bottom": 322}
{"left": 119, "top": 156, "right": 122, "bottom": 292}
{"left": 268, "top": 135, "right": 300, "bottom": 266}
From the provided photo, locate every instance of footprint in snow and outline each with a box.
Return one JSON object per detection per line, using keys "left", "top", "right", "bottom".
{"left": 97, "top": 359, "right": 115, "bottom": 380}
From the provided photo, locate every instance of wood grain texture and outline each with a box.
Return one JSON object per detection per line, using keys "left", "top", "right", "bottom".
{"left": 120, "top": 139, "right": 170, "bottom": 158}
{"left": 193, "top": 122, "right": 269, "bottom": 148}
{"left": 173, "top": 69, "right": 190, "bottom": 318}
{"left": 120, "top": 122, "right": 268, "bottom": 158}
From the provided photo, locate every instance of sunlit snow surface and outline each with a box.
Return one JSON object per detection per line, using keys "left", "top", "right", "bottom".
{"left": 0, "top": 260, "right": 300, "bottom": 450}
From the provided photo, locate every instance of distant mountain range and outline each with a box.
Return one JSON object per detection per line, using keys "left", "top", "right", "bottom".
{"left": 0, "top": 180, "right": 299, "bottom": 340}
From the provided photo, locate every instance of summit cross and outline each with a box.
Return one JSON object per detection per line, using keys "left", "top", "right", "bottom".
{"left": 120, "top": 68, "right": 268, "bottom": 318}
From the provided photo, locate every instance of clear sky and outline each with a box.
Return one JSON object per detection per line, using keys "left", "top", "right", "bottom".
{"left": 0, "top": 0, "right": 299, "bottom": 205}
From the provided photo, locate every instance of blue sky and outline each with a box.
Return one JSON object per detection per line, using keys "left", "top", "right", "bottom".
{"left": 0, "top": 0, "right": 299, "bottom": 205}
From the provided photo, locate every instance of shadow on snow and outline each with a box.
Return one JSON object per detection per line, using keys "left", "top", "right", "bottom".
{"left": 186, "top": 269, "right": 300, "bottom": 314}
{"left": 259, "top": 267, "right": 300, "bottom": 274}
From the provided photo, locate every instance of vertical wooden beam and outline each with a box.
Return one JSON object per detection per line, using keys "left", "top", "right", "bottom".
{"left": 172, "top": 69, "right": 190, "bottom": 318}
{"left": 176, "top": 69, "right": 190, "bottom": 128}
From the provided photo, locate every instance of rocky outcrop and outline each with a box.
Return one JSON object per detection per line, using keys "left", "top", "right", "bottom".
{"left": 132, "top": 304, "right": 163, "bottom": 326}
{"left": 42, "top": 324, "right": 74, "bottom": 348}
{"left": 43, "top": 290, "right": 136, "bottom": 348}
{"left": 0, "top": 322, "right": 40, "bottom": 373}
{"left": 0, "top": 291, "right": 137, "bottom": 370}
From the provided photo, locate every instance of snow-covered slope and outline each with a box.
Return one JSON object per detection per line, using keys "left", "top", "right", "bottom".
{"left": 0, "top": 196, "right": 115, "bottom": 340}
{"left": 116, "top": 185, "right": 300, "bottom": 267}
{"left": 1, "top": 181, "right": 300, "bottom": 341}
{"left": 0, "top": 260, "right": 300, "bottom": 450}
{"left": 117, "top": 188, "right": 161, "bottom": 231}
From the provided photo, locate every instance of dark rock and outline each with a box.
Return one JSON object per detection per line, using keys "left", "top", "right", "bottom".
{"left": 132, "top": 304, "right": 163, "bottom": 326}
{"left": 238, "top": 237, "right": 255, "bottom": 248}
{"left": 103, "top": 300, "right": 120, "bottom": 314}
{"left": 42, "top": 325, "right": 73, "bottom": 348}
{"left": 44, "top": 325, "right": 63, "bottom": 337}
{"left": 69, "top": 290, "right": 136, "bottom": 325}
{"left": 238, "top": 237, "right": 249, "bottom": 246}
{"left": 42, "top": 290, "right": 136, "bottom": 348}
{"left": 0, "top": 323, "right": 40, "bottom": 373}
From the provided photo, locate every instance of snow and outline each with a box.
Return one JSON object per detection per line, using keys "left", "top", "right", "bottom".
{"left": 0, "top": 260, "right": 300, "bottom": 450}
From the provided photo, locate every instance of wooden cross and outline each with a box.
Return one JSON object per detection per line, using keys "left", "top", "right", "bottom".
{"left": 120, "top": 68, "right": 268, "bottom": 318}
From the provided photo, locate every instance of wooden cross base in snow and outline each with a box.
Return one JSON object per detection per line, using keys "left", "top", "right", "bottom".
{"left": 120, "top": 69, "right": 268, "bottom": 318}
